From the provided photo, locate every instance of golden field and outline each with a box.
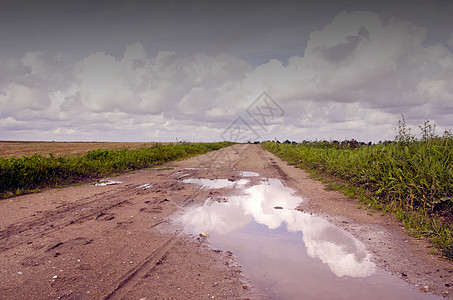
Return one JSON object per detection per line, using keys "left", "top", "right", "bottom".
{"left": 0, "top": 141, "right": 166, "bottom": 158}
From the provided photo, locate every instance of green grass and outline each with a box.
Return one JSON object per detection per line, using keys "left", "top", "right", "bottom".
{"left": 261, "top": 122, "right": 453, "bottom": 257}
{"left": 0, "top": 142, "right": 233, "bottom": 198}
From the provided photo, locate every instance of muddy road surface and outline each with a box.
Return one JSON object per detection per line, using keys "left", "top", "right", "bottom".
{"left": 0, "top": 144, "right": 451, "bottom": 299}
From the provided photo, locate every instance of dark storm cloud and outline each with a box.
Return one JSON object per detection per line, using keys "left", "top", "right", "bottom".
{"left": 0, "top": 0, "right": 353, "bottom": 61}
{"left": 0, "top": 59, "right": 31, "bottom": 82}
{"left": 316, "top": 26, "right": 369, "bottom": 63}
{"left": 1, "top": 1, "right": 452, "bottom": 63}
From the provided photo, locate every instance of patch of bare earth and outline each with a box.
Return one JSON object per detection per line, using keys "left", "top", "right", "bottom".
{"left": 0, "top": 141, "right": 167, "bottom": 158}
{"left": 0, "top": 144, "right": 451, "bottom": 299}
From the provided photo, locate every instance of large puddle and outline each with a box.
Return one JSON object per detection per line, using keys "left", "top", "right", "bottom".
{"left": 178, "top": 173, "right": 437, "bottom": 299}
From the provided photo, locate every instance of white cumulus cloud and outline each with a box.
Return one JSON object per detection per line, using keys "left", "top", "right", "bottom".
{"left": 232, "top": 11, "right": 453, "bottom": 141}
{"left": 74, "top": 44, "right": 251, "bottom": 116}
{"left": 1, "top": 10, "right": 452, "bottom": 142}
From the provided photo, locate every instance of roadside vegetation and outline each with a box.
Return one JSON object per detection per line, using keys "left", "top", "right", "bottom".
{"left": 262, "top": 118, "right": 453, "bottom": 258}
{"left": 0, "top": 142, "right": 233, "bottom": 198}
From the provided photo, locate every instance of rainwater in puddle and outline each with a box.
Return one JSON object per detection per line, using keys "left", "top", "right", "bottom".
{"left": 179, "top": 174, "right": 437, "bottom": 300}
{"left": 93, "top": 179, "right": 122, "bottom": 186}
{"left": 183, "top": 178, "right": 249, "bottom": 189}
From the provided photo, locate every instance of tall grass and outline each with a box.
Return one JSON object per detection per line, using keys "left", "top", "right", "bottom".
{"left": 262, "top": 121, "right": 453, "bottom": 254}
{"left": 0, "top": 142, "right": 233, "bottom": 198}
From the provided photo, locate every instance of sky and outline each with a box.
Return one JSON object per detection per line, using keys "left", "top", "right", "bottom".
{"left": 1, "top": 0, "right": 453, "bottom": 143}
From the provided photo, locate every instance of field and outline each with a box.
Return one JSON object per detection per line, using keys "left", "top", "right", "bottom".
{"left": 0, "top": 141, "right": 169, "bottom": 158}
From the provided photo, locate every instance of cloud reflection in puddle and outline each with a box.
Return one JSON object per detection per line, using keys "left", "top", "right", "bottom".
{"left": 183, "top": 178, "right": 249, "bottom": 190}
{"left": 180, "top": 177, "right": 375, "bottom": 278}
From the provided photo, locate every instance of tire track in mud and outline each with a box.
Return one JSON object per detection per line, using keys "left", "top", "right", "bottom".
{"left": 268, "top": 158, "right": 289, "bottom": 181}
{"left": 0, "top": 187, "right": 134, "bottom": 251}
{"left": 104, "top": 237, "right": 179, "bottom": 299}
{"left": 100, "top": 177, "right": 204, "bottom": 299}
{"left": 101, "top": 167, "right": 247, "bottom": 299}
{"left": 0, "top": 180, "right": 179, "bottom": 253}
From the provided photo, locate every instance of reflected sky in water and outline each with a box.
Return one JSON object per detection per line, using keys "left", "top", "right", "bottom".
{"left": 178, "top": 175, "right": 437, "bottom": 299}
{"left": 183, "top": 178, "right": 249, "bottom": 189}
{"left": 181, "top": 177, "right": 375, "bottom": 278}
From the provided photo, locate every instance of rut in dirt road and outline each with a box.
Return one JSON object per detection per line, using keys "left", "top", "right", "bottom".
{"left": 0, "top": 188, "right": 132, "bottom": 250}
{"left": 104, "top": 236, "right": 179, "bottom": 299}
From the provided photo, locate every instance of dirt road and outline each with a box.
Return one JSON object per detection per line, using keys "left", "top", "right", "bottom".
{"left": 1, "top": 144, "right": 452, "bottom": 299}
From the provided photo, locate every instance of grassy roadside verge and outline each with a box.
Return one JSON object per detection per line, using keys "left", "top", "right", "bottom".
{"left": 261, "top": 131, "right": 453, "bottom": 258}
{"left": 0, "top": 142, "right": 233, "bottom": 198}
